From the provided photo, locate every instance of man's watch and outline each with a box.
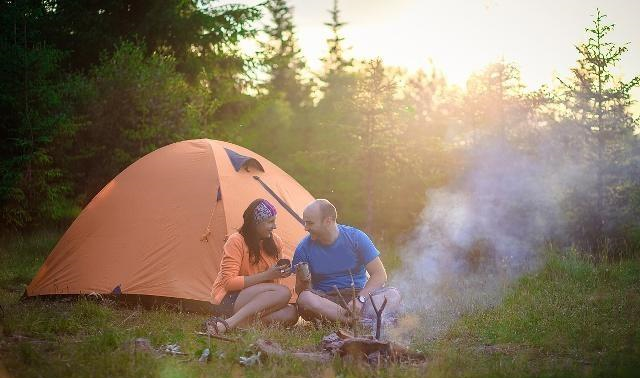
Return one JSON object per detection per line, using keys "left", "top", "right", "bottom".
{"left": 357, "top": 295, "right": 367, "bottom": 304}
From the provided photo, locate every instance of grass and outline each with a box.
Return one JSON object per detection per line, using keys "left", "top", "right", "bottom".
{"left": 437, "top": 249, "right": 640, "bottom": 377}
{"left": 1, "top": 230, "right": 639, "bottom": 377}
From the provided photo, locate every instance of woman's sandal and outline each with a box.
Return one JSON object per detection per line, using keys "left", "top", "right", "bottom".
{"left": 203, "top": 316, "right": 230, "bottom": 336}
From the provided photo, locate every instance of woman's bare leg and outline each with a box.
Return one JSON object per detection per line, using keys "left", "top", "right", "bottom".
{"left": 216, "top": 283, "right": 291, "bottom": 333}
{"left": 260, "top": 304, "right": 298, "bottom": 325}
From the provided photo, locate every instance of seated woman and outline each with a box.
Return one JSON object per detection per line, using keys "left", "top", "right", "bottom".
{"left": 206, "top": 199, "right": 297, "bottom": 334}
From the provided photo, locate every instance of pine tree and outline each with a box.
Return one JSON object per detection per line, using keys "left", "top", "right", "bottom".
{"left": 0, "top": 1, "right": 260, "bottom": 229}
{"left": 28, "top": 0, "right": 261, "bottom": 77}
{"left": 559, "top": 9, "right": 640, "bottom": 243}
{"left": 397, "top": 66, "right": 455, "bottom": 231}
{"left": 261, "top": 0, "right": 310, "bottom": 108}
{"left": 318, "top": 0, "right": 355, "bottom": 101}
{"left": 463, "top": 60, "right": 532, "bottom": 144}
{"left": 403, "top": 65, "right": 450, "bottom": 142}
{"left": 0, "top": 1, "right": 81, "bottom": 228}
{"left": 322, "top": 0, "right": 352, "bottom": 78}
{"left": 352, "top": 59, "right": 402, "bottom": 234}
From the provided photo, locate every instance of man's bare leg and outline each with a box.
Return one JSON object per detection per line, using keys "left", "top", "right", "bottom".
{"left": 360, "top": 287, "right": 402, "bottom": 320}
{"left": 296, "top": 290, "right": 351, "bottom": 322}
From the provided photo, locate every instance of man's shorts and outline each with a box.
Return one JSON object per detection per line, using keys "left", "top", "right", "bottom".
{"left": 297, "top": 286, "right": 398, "bottom": 321}
{"left": 317, "top": 287, "right": 361, "bottom": 307}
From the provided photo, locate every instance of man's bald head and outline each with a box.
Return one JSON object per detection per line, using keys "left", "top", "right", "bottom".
{"left": 303, "top": 199, "right": 338, "bottom": 243}
{"left": 306, "top": 199, "right": 337, "bottom": 222}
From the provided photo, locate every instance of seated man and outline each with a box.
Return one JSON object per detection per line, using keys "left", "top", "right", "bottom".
{"left": 293, "top": 199, "right": 401, "bottom": 323}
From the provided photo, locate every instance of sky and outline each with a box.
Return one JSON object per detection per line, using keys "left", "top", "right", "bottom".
{"left": 221, "top": 0, "right": 640, "bottom": 108}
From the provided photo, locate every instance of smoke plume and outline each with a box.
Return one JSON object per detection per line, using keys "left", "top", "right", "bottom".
{"left": 389, "top": 138, "right": 588, "bottom": 341}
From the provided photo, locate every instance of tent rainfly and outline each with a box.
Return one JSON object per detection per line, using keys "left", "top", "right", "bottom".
{"left": 25, "top": 139, "right": 314, "bottom": 311}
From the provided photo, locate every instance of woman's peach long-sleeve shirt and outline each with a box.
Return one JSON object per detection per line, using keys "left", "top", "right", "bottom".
{"left": 210, "top": 232, "right": 284, "bottom": 304}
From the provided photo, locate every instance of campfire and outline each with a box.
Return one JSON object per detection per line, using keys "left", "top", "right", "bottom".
{"left": 201, "top": 270, "right": 426, "bottom": 366}
{"left": 237, "top": 290, "right": 425, "bottom": 367}
{"left": 247, "top": 328, "right": 426, "bottom": 366}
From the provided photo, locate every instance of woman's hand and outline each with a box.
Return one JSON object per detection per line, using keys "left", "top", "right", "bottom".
{"left": 243, "top": 263, "right": 292, "bottom": 288}
{"left": 263, "top": 264, "right": 291, "bottom": 280}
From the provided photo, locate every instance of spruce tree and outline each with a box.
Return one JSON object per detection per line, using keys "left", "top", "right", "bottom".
{"left": 353, "top": 60, "right": 402, "bottom": 234}
{"left": 322, "top": 0, "right": 352, "bottom": 78}
{"left": 463, "top": 60, "right": 532, "bottom": 144}
{"left": 319, "top": 0, "right": 355, "bottom": 102}
{"left": 261, "top": 0, "right": 310, "bottom": 108}
{"left": 560, "top": 9, "right": 639, "bottom": 244}
{"left": 0, "top": 1, "right": 81, "bottom": 228}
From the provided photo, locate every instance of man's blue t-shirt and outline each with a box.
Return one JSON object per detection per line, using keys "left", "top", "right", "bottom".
{"left": 292, "top": 224, "right": 380, "bottom": 292}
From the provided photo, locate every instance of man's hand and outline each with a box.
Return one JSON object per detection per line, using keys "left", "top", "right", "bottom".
{"left": 346, "top": 299, "right": 363, "bottom": 317}
{"left": 357, "top": 257, "right": 387, "bottom": 300}
{"left": 294, "top": 262, "right": 311, "bottom": 294}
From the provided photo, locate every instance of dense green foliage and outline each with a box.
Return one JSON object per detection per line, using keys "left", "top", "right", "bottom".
{"left": 1, "top": 2, "right": 639, "bottom": 252}
{"left": 555, "top": 10, "right": 640, "bottom": 248}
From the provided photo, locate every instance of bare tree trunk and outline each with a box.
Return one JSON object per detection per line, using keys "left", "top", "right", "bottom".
{"left": 365, "top": 111, "right": 374, "bottom": 235}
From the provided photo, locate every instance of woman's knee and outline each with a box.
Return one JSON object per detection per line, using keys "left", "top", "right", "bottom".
{"left": 274, "top": 284, "right": 292, "bottom": 303}
{"left": 282, "top": 304, "right": 299, "bottom": 323}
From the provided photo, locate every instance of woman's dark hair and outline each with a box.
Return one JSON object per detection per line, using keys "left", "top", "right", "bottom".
{"left": 240, "top": 199, "right": 279, "bottom": 265}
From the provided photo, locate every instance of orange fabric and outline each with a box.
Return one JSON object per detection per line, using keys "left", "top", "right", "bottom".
{"left": 210, "top": 232, "right": 286, "bottom": 304}
{"left": 26, "top": 139, "right": 311, "bottom": 304}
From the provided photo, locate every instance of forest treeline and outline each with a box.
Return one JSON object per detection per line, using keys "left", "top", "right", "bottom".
{"left": 1, "top": 1, "right": 639, "bottom": 252}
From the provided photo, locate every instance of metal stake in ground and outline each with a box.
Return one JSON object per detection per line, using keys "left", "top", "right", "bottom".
{"left": 369, "top": 294, "right": 387, "bottom": 340}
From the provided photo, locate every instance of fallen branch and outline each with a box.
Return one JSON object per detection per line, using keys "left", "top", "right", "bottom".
{"left": 340, "top": 337, "right": 390, "bottom": 357}
{"left": 160, "top": 343, "right": 188, "bottom": 356}
{"left": 253, "top": 339, "right": 332, "bottom": 363}
{"left": 322, "top": 331, "right": 427, "bottom": 364}
{"left": 337, "top": 329, "right": 354, "bottom": 339}
{"left": 194, "top": 331, "right": 238, "bottom": 342}
{"left": 117, "top": 311, "right": 139, "bottom": 327}
{"left": 7, "top": 335, "right": 52, "bottom": 344}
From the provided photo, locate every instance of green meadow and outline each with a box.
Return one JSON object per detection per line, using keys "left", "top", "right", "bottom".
{"left": 1, "top": 230, "right": 637, "bottom": 377}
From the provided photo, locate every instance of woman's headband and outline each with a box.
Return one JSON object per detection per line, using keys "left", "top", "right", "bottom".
{"left": 253, "top": 199, "right": 277, "bottom": 223}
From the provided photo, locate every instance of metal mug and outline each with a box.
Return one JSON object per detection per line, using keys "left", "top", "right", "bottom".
{"left": 296, "top": 262, "right": 311, "bottom": 282}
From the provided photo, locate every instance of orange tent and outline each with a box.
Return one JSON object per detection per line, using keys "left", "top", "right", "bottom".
{"left": 26, "top": 139, "right": 314, "bottom": 310}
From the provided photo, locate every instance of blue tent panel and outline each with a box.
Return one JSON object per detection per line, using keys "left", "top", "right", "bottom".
{"left": 224, "top": 148, "right": 265, "bottom": 172}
